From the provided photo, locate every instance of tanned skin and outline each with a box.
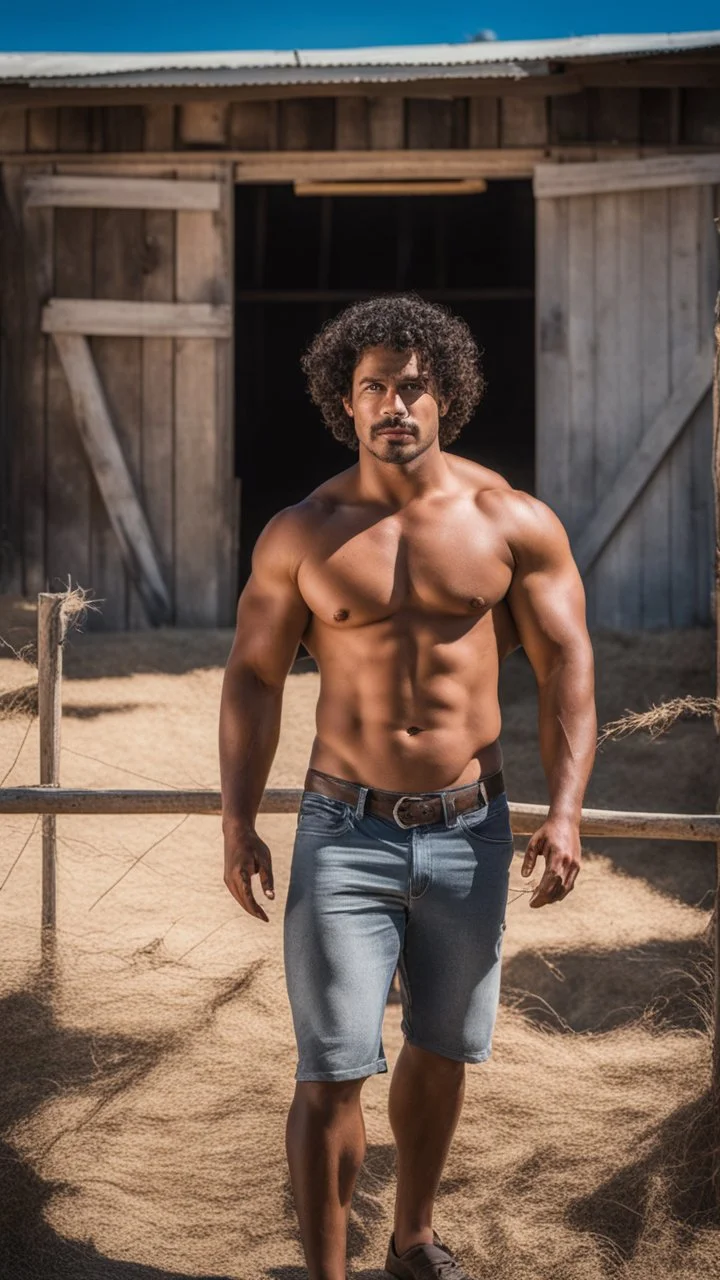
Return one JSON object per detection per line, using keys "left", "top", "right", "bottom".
{"left": 219, "top": 346, "right": 596, "bottom": 1280}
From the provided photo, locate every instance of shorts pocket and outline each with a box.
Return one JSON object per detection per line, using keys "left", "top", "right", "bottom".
{"left": 297, "top": 791, "right": 354, "bottom": 836}
{"left": 458, "top": 794, "right": 513, "bottom": 845}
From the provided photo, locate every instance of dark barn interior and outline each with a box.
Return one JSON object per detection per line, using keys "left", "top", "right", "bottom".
{"left": 234, "top": 179, "right": 535, "bottom": 588}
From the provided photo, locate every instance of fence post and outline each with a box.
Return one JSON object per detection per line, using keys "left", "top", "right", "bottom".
{"left": 707, "top": 227, "right": 712, "bottom": 1090}
{"left": 38, "top": 593, "right": 67, "bottom": 933}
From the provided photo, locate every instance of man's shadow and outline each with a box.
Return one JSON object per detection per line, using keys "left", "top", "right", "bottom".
{"left": 0, "top": 967, "right": 235, "bottom": 1280}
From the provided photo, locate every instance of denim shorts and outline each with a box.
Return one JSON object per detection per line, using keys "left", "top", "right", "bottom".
{"left": 283, "top": 781, "right": 515, "bottom": 1082}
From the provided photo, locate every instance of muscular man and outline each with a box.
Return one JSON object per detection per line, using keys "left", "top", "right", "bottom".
{"left": 219, "top": 296, "right": 596, "bottom": 1280}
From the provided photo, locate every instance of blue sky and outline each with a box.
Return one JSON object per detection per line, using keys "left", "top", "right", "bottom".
{"left": 0, "top": 2, "right": 718, "bottom": 52}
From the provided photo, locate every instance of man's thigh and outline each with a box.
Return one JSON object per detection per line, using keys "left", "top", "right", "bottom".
{"left": 399, "top": 792, "right": 515, "bottom": 1064}
{"left": 284, "top": 793, "right": 408, "bottom": 1082}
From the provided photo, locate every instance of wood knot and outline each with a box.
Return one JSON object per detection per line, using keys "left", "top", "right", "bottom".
{"left": 469, "top": 597, "right": 486, "bottom": 610}
{"left": 333, "top": 608, "right": 350, "bottom": 622}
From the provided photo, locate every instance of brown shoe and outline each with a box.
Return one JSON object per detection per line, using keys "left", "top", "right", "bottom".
{"left": 384, "top": 1230, "right": 474, "bottom": 1278}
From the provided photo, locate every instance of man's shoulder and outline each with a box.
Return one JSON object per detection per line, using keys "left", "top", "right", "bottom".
{"left": 255, "top": 470, "right": 356, "bottom": 568}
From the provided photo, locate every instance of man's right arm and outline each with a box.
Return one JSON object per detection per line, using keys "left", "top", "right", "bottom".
{"left": 219, "top": 506, "right": 311, "bottom": 921}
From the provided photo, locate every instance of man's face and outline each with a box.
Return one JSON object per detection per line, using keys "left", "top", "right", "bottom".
{"left": 342, "top": 347, "right": 445, "bottom": 465}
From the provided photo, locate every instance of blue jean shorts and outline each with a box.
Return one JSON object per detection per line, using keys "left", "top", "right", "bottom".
{"left": 283, "top": 781, "right": 515, "bottom": 1082}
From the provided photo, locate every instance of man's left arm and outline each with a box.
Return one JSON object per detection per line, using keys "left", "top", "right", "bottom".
{"left": 504, "top": 493, "right": 597, "bottom": 908}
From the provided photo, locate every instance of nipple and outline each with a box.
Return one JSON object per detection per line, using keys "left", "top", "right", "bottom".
{"left": 469, "top": 596, "right": 486, "bottom": 610}
{"left": 333, "top": 609, "right": 350, "bottom": 622}
{"left": 406, "top": 726, "right": 423, "bottom": 736}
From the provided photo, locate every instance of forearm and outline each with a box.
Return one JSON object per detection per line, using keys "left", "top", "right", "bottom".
{"left": 536, "top": 649, "right": 596, "bottom": 824}
{"left": 219, "top": 665, "right": 284, "bottom": 833}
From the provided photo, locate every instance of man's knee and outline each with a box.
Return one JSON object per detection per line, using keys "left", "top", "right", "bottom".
{"left": 402, "top": 1041, "right": 466, "bottom": 1080}
{"left": 292, "top": 1076, "right": 367, "bottom": 1117}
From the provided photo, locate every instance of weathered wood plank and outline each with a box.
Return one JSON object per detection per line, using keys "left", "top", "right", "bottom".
{"left": 612, "top": 193, "right": 644, "bottom": 627}
{"left": 368, "top": 98, "right": 405, "bottom": 149}
{"left": 668, "top": 185, "right": 702, "bottom": 625}
{"left": 689, "top": 183, "right": 717, "bottom": 623}
{"left": 42, "top": 298, "right": 232, "bottom": 337}
{"left": 0, "top": 167, "right": 26, "bottom": 593}
{"left": 335, "top": 97, "right": 370, "bottom": 150}
{"left": 549, "top": 92, "right": 589, "bottom": 145}
{"left": 500, "top": 96, "right": 547, "bottom": 147}
{"left": 683, "top": 89, "right": 720, "bottom": 147}
{"left": 639, "top": 188, "right": 672, "bottom": 627}
{"left": 467, "top": 97, "right": 499, "bottom": 147}
{"left": 279, "top": 99, "right": 335, "bottom": 150}
{"left": 141, "top": 173, "right": 176, "bottom": 623}
{"left": 51, "top": 333, "right": 170, "bottom": 623}
{"left": 20, "top": 166, "right": 54, "bottom": 596}
{"left": 535, "top": 153, "right": 720, "bottom": 198}
{"left": 144, "top": 104, "right": 175, "bottom": 151}
{"left": 58, "top": 108, "right": 92, "bottom": 153}
{"left": 102, "top": 106, "right": 145, "bottom": 152}
{"left": 0, "top": 110, "right": 27, "bottom": 151}
{"left": 214, "top": 165, "right": 238, "bottom": 625}
{"left": 27, "top": 109, "right": 58, "bottom": 152}
{"left": 407, "top": 99, "right": 455, "bottom": 149}
{"left": 179, "top": 102, "right": 229, "bottom": 146}
{"left": 566, "top": 195, "right": 597, "bottom": 621}
{"left": 26, "top": 173, "right": 222, "bottom": 211}
{"left": 235, "top": 149, "right": 543, "bottom": 182}
{"left": 574, "top": 342, "right": 713, "bottom": 575}
{"left": 229, "top": 101, "right": 278, "bottom": 150}
{"left": 47, "top": 198, "right": 93, "bottom": 598}
{"left": 589, "top": 88, "right": 640, "bottom": 144}
{"left": 174, "top": 167, "right": 222, "bottom": 625}
{"left": 535, "top": 196, "right": 571, "bottom": 536}
{"left": 3, "top": 786, "right": 720, "bottom": 842}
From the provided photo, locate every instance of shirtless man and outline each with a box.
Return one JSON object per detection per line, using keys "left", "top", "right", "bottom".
{"left": 219, "top": 295, "right": 596, "bottom": 1280}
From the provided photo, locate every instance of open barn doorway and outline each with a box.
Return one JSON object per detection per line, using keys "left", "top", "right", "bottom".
{"left": 234, "top": 181, "right": 535, "bottom": 589}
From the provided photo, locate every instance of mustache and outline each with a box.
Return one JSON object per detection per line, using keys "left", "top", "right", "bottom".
{"left": 372, "top": 417, "right": 418, "bottom": 436}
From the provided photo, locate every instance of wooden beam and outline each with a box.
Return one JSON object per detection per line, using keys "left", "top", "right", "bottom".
{"left": 42, "top": 298, "right": 231, "bottom": 338}
{"left": 25, "top": 173, "right": 221, "bottom": 210}
{"left": 236, "top": 147, "right": 544, "bottom": 181}
{"left": 534, "top": 152, "right": 720, "bottom": 197}
{"left": 574, "top": 344, "right": 713, "bottom": 575}
{"left": 293, "top": 179, "right": 488, "bottom": 196}
{"left": 1, "top": 785, "right": 719, "bottom": 840}
{"left": 51, "top": 333, "right": 171, "bottom": 624}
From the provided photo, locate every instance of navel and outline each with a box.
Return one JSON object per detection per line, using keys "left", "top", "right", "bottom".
{"left": 469, "top": 596, "right": 486, "bottom": 610}
{"left": 406, "top": 725, "right": 423, "bottom": 736}
{"left": 333, "top": 608, "right": 350, "bottom": 622}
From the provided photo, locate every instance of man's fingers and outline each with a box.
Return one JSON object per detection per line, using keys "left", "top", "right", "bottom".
{"left": 235, "top": 868, "right": 269, "bottom": 922}
{"left": 529, "top": 865, "right": 564, "bottom": 908}
{"left": 257, "top": 852, "right": 275, "bottom": 900}
{"left": 522, "top": 832, "right": 544, "bottom": 878}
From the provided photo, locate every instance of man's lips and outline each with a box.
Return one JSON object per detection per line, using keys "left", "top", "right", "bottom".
{"left": 377, "top": 427, "right": 415, "bottom": 438}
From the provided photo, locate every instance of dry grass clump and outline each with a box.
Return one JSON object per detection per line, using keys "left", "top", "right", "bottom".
{"left": 0, "top": 584, "right": 97, "bottom": 722}
{"left": 598, "top": 696, "right": 720, "bottom": 745}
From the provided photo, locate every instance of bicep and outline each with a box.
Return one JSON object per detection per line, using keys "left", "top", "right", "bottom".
{"left": 226, "top": 516, "right": 311, "bottom": 687}
{"left": 506, "top": 505, "right": 591, "bottom": 683}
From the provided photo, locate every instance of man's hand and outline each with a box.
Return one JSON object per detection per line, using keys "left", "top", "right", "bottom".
{"left": 521, "top": 817, "right": 581, "bottom": 908}
{"left": 224, "top": 826, "right": 275, "bottom": 922}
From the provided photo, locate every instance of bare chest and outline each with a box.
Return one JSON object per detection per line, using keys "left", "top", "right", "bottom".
{"left": 298, "top": 510, "right": 514, "bottom": 628}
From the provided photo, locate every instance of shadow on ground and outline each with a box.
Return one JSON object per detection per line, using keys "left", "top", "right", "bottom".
{"left": 0, "top": 964, "right": 257, "bottom": 1280}
{"left": 502, "top": 937, "right": 711, "bottom": 1033}
{"left": 568, "top": 1087, "right": 720, "bottom": 1262}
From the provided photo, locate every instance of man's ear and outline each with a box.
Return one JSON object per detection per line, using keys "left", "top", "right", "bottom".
{"left": 342, "top": 397, "right": 354, "bottom": 418}
{"left": 438, "top": 398, "right": 450, "bottom": 418}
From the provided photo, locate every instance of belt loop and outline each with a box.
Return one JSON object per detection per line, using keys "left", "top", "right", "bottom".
{"left": 441, "top": 791, "right": 458, "bottom": 828}
{"left": 355, "top": 786, "right": 369, "bottom": 820}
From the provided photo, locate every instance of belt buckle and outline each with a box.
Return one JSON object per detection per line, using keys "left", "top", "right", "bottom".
{"left": 392, "top": 795, "right": 424, "bottom": 829}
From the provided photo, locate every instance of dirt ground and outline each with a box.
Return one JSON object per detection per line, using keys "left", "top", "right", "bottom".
{"left": 1, "top": 594, "right": 719, "bottom": 1280}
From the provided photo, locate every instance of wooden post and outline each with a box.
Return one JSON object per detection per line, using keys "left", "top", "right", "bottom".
{"left": 37, "top": 593, "right": 67, "bottom": 931}
{"left": 707, "top": 222, "right": 712, "bottom": 1090}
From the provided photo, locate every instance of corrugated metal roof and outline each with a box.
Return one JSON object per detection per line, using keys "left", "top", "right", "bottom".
{"left": 0, "top": 30, "right": 718, "bottom": 87}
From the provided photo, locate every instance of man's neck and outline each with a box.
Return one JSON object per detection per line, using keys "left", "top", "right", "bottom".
{"left": 355, "top": 444, "right": 452, "bottom": 509}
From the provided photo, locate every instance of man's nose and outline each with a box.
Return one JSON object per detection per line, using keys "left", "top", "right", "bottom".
{"left": 382, "top": 388, "right": 407, "bottom": 417}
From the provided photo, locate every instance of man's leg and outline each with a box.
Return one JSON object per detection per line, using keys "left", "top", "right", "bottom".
{"left": 388, "top": 1041, "right": 465, "bottom": 1254}
{"left": 286, "top": 1077, "right": 368, "bottom": 1280}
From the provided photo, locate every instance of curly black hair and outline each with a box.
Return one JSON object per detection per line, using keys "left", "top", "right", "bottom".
{"left": 300, "top": 293, "right": 485, "bottom": 451}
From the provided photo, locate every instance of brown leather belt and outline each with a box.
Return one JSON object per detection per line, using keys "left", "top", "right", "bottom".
{"left": 303, "top": 765, "right": 506, "bottom": 830}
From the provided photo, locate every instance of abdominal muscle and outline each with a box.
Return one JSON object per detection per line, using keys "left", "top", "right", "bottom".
{"left": 303, "top": 612, "right": 503, "bottom": 793}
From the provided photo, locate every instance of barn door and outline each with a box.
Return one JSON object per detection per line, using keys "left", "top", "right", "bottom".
{"left": 534, "top": 156, "right": 720, "bottom": 629}
{"left": 18, "top": 162, "right": 236, "bottom": 629}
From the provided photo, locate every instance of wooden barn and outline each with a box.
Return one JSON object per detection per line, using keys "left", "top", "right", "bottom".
{"left": 0, "top": 31, "right": 719, "bottom": 630}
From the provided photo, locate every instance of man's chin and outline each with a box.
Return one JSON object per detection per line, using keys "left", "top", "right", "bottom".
{"left": 367, "top": 439, "right": 423, "bottom": 464}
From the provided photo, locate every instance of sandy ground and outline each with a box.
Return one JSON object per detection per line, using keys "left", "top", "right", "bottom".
{"left": 1, "top": 595, "right": 719, "bottom": 1279}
